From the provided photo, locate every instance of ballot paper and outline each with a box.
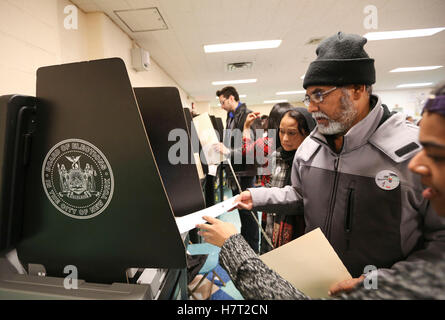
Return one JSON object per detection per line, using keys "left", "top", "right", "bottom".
{"left": 207, "top": 164, "right": 218, "bottom": 176}
{"left": 175, "top": 196, "right": 238, "bottom": 234}
{"left": 192, "top": 112, "right": 226, "bottom": 165}
{"left": 260, "top": 228, "right": 352, "bottom": 299}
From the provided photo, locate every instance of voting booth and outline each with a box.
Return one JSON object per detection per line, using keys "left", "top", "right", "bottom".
{"left": 0, "top": 95, "right": 37, "bottom": 254}
{"left": 134, "top": 87, "right": 206, "bottom": 218}
{"left": 0, "top": 58, "right": 207, "bottom": 299}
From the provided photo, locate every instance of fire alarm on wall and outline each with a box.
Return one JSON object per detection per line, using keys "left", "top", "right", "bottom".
{"left": 131, "top": 47, "right": 150, "bottom": 72}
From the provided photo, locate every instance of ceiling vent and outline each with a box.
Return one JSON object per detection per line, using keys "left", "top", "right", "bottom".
{"left": 305, "top": 37, "right": 325, "bottom": 45}
{"left": 114, "top": 7, "right": 168, "bottom": 32}
{"left": 226, "top": 62, "right": 253, "bottom": 72}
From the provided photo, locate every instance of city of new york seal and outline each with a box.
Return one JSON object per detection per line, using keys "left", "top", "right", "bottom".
{"left": 42, "top": 139, "right": 114, "bottom": 219}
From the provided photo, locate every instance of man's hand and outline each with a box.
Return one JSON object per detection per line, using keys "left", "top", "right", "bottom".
{"left": 328, "top": 275, "right": 365, "bottom": 296}
{"left": 196, "top": 216, "right": 239, "bottom": 247}
{"left": 233, "top": 191, "right": 253, "bottom": 211}
{"left": 212, "top": 142, "right": 230, "bottom": 156}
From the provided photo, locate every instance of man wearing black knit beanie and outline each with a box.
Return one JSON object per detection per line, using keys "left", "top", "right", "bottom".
{"left": 204, "top": 31, "right": 445, "bottom": 299}
{"left": 302, "top": 31, "right": 376, "bottom": 151}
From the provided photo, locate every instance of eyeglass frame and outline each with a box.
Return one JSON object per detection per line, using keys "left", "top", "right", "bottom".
{"left": 303, "top": 86, "right": 338, "bottom": 107}
{"left": 219, "top": 96, "right": 230, "bottom": 106}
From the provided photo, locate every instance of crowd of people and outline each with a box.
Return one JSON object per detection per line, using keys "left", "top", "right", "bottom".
{"left": 195, "top": 31, "right": 445, "bottom": 299}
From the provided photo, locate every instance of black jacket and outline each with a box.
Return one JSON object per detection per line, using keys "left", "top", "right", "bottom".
{"left": 225, "top": 103, "right": 256, "bottom": 177}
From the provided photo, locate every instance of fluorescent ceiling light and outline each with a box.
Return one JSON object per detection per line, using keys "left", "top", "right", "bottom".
{"left": 397, "top": 82, "right": 433, "bottom": 88}
{"left": 390, "top": 66, "right": 443, "bottom": 72}
{"left": 212, "top": 79, "right": 257, "bottom": 85}
{"left": 276, "top": 90, "right": 306, "bottom": 95}
{"left": 364, "top": 27, "right": 445, "bottom": 40}
{"left": 204, "top": 40, "right": 282, "bottom": 53}
{"left": 264, "top": 99, "right": 288, "bottom": 104}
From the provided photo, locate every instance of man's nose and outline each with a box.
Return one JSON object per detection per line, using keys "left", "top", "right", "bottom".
{"left": 307, "top": 100, "right": 319, "bottom": 113}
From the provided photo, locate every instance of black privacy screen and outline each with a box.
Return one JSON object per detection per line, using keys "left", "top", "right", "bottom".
{"left": 17, "top": 58, "right": 186, "bottom": 284}
{"left": 134, "top": 87, "right": 205, "bottom": 218}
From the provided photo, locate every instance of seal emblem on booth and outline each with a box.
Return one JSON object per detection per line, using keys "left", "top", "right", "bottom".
{"left": 41, "top": 139, "right": 114, "bottom": 219}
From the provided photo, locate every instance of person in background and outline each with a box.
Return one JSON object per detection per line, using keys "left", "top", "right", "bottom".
{"left": 415, "top": 118, "right": 422, "bottom": 126}
{"left": 214, "top": 86, "right": 259, "bottom": 253}
{"left": 245, "top": 114, "right": 270, "bottom": 187}
{"left": 241, "top": 103, "right": 293, "bottom": 251}
{"left": 262, "top": 108, "right": 315, "bottom": 253}
{"left": 197, "top": 82, "right": 445, "bottom": 300}
{"left": 260, "top": 115, "right": 269, "bottom": 130}
{"left": 406, "top": 115, "right": 415, "bottom": 123}
{"left": 242, "top": 103, "right": 293, "bottom": 187}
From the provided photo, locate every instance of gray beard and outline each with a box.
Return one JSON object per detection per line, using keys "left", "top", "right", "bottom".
{"left": 312, "top": 94, "right": 357, "bottom": 135}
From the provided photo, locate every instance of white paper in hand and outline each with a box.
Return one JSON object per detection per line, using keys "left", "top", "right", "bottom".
{"left": 175, "top": 196, "right": 238, "bottom": 234}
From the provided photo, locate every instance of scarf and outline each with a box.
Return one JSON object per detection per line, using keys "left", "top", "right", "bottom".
{"left": 279, "top": 147, "right": 297, "bottom": 185}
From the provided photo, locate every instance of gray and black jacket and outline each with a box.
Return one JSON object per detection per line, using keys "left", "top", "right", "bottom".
{"left": 249, "top": 95, "right": 445, "bottom": 277}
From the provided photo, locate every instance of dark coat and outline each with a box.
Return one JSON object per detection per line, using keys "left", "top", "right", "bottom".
{"left": 225, "top": 103, "right": 256, "bottom": 177}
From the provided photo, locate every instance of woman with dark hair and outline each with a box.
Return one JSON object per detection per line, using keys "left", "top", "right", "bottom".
{"left": 198, "top": 82, "right": 445, "bottom": 300}
{"left": 241, "top": 102, "right": 293, "bottom": 187}
{"left": 241, "top": 103, "right": 293, "bottom": 252}
{"left": 263, "top": 107, "right": 316, "bottom": 252}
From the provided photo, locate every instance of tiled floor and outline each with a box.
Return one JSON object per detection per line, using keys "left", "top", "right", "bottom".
{"left": 188, "top": 189, "right": 246, "bottom": 300}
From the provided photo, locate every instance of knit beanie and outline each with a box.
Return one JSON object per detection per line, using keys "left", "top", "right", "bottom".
{"left": 303, "top": 32, "right": 376, "bottom": 89}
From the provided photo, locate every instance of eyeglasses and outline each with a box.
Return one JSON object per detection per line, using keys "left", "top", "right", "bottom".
{"left": 303, "top": 87, "right": 338, "bottom": 107}
{"left": 219, "top": 98, "right": 228, "bottom": 106}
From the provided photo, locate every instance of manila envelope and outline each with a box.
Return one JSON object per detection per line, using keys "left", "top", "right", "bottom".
{"left": 260, "top": 228, "right": 352, "bottom": 298}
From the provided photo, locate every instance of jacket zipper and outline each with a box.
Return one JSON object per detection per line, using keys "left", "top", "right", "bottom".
{"left": 344, "top": 188, "right": 355, "bottom": 250}
{"left": 325, "top": 157, "right": 340, "bottom": 240}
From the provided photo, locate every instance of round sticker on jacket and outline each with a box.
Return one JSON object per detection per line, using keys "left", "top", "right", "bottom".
{"left": 375, "top": 170, "right": 400, "bottom": 191}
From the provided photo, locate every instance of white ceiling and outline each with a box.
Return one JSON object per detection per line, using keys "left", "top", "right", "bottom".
{"left": 71, "top": 0, "right": 445, "bottom": 106}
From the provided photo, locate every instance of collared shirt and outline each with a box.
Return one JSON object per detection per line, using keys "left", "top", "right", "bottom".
{"left": 224, "top": 102, "right": 242, "bottom": 146}
{"left": 228, "top": 102, "right": 242, "bottom": 119}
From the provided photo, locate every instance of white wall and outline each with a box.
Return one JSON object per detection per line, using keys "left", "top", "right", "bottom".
{"left": 193, "top": 101, "right": 210, "bottom": 115}
{"left": 90, "top": 11, "right": 192, "bottom": 107}
{"left": 0, "top": 0, "right": 192, "bottom": 108}
{"left": 375, "top": 88, "right": 431, "bottom": 119}
{"left": 0, "top": 0, "right": 61, "bottom": 96}
{"left": 209, "top": 101, "right": 305, "bottom": 126}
